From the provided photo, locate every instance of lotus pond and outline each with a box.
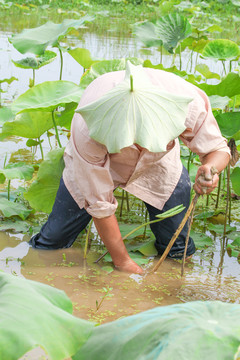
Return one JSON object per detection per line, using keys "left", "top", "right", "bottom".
{"left": 0, "top": 2, "right": 240, "bottom": 359}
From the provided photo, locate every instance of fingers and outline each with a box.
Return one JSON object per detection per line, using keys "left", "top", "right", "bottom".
{"left": 194, "top": 166, "right": 219, "bottom": 195}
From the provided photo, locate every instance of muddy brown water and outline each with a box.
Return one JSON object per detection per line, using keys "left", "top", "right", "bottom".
{"left": 0, "top": 224, "right": 240, "bottom": 359}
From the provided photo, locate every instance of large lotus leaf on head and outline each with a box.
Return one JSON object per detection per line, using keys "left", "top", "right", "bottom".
{"left": 202, "top": 39, "right": 240, "bottom": 61}
{"left": 73, "top": 301, "right": 240, "bottom": 360}
{"left": 24, "top": 148, "right": 65, "bottom": 213}
{"left": 9, "top": 17, "right": 95, "bottom": 55}
{"left": 80, "top": 57, "right": 143, "bottom": 89}
{"left": 76, "top": 62, "right": 193, "bottom": 153}
{"left": 11, "top": 81, "right": 83, "bottom": 114}
{"left": 0, "top": 271, "right": 94, "bottom": 360}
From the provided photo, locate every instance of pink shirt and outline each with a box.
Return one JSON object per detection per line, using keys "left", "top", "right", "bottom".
{"left": 63, "top": 68, "right": 230, "bottom": 218}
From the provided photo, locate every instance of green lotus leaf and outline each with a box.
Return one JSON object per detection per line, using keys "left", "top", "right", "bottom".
{"left": 128, "top": 239, "right": 158, "bottom": 256}
{"left": 143, "top": 60, "right": 202, "bottom": 83}
{"left": 195, "top": 64, "right": 220, "bottom": 80}
{"left": 12, "top": 50, "right": 57, "bottom": 70}
{"left": 133, "top": 21, "right": 163, "bottom": 48}
{"left": 80, "top": 58, "right": 143, "bottom": 89}
{"left": 134, "top": 13, "right": 192, "bottom": 53}
{"left": 11, "top": 81, "right": 83, "bottom": 114}
{"left": 216, "top": 112, "right": 240, "bottom": 138}
{"left": 26, "top": 139, "right": 43, "bottom": 147}
{"left": 155, "top": 13, "right": 192, "bottom": 53}
{"left": 24, "top": 148, "right": 65, "bottom": 213}
{"left": 2, "top": 111, "right": 54, "bottom": 138}
{"left": 9, "top": 17, "right": 95, "bottom": 55}
{"left": 0, "top": 162, "right": 34, "bottom": 182}
{"left": 202, "top": 39, "right": 240, "bottom": 61}
{"left": 209, "top": 95, "right": 230, "bottom": 110}
{"left": 77, "top": 61, "right": 193, "bottom": 153}
{"left": 68, "top": 48, "right": 99, "bottom": 69}
{"left": 0, "top": 271, "right": 94, "bottom": 360}
{"left": 197, "top": 72, "right": 240, "bottom": 98}
{"left": 190, "top": 230, "right": 213, "bottom": 249}
{"left": 0, "top": 197, "right": 32, "bottom": 220}
{"left": 73, "top": 301, "right": 240, "bottom": 360}
{"left": 230, "top": 167, "right": 240, "bottom": 195}
{"left": 56, "top": 102, "right": 78, "bottom": 130}
{"left": 0, "top": 107, "right": 14, "bottom": 125}
{"left": 0, "top": 76, "right": 17, "bottom": 85}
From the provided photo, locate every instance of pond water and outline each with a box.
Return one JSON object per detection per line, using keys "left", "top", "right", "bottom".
{"left": 0, "top": 7, "right": 240, "bottom": 359}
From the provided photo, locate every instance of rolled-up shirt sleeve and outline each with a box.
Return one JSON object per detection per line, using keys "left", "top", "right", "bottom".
{"left": 63, "top": 113, "right": 118, "bottom": 219}
{"left": 179, "top": 88, "right": 231, "bottom": 161}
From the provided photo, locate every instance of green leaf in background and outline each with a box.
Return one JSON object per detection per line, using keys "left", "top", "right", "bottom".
{"left": 0, "top": 197, "right": 32, "bottom": 220}
{"left": 133, "top": 21, "right": 163, "bottom": 48}
{"left": 216, "top": 112, "right": 240, "bottom": 139}
{"left": 202, "top": 39, "right": 240, "bottom": 61}
{"left": 230, "top": 167, "right": 240, "bottom": 195}
{"left": 80, "top": 58, "right": 143, "bottom": 89}
{"left": 2, "top": 111, "right": 54, "bottom": 138}
{"left": 195, "top": 64, "right": 220, "bottom": 80}
{"left": 0, "top": 107, "right": 14, "bottom": 126}
{"left": 127, "top": 239, "right": 158, "bottom": 256}
{"left": 24, "top": 148, "right": 65, "bottom": 213}
{"left": 12, "top": 50, "right": 57, "bottom": 70}
{"left": 154, "top": 13, "right": 192, "bottom": 53}
{"left": 227, "top": 237, "right": 240, "bottom": 259}
{"left": 11, "top": 81, "right": 83, "bottom": 114}
{"left": 73, "top": 301, "right": 240, "bottom": 360}
{"left": 197, "top": 72, "right": 240, "bottom": 98}
{"left": 190, "top": 230, "right": 213, "bottom": 249}
{"left": 68, "top": 48, "right": 99, "bottom": 69}
{"left": 26, "top": 139, "right": 43, "bottom": 147}
{"left": 0, "top": 76, "right": 18, "bottom": 85}
{"left": 0, "top": 271, "right": 94, "bottom": 360}
{"left": 208, "top": 223, "right": 237, "bottom": 234}
{"left": 134, "top": 13, "right": 192, "bottom": 53}
{"left": 9, "top": 17, "right": 95, "bottom": 55}
{"left": 56, "top": 102, "right": 77, "bottom": 130}
{"left": 0, "top": 163, "right": 34, "bottom": 183}
{"left": 0, "top": 219, "right": 29, "bottom": 232}
{"left": 209, "top": 95, "right": 230, "bottom": 110}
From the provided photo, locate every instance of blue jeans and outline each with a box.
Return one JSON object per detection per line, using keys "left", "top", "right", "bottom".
{"left": 29, "top": 166, "right": 195, "bottom": 259}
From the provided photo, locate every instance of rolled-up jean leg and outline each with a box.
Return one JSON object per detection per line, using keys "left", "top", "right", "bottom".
{"left": 144, "top": 166, "right": 196, "bottom": 259}
{"left": 29, "top": 178, "right": 92, "bottom": 249}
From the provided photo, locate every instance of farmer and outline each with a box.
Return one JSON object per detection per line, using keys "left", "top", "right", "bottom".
{"left": 30, "top": 62, "right": 230, "bottom": 274}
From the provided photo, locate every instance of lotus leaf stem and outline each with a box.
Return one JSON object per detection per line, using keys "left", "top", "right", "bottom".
{"left": 59, "top": 47, "right": 63, "bottom": 80}
{"left": 7, "top": 180, "right": 10, "bottom": 201}
{"left": 84, "top": 218, "right": 93, "bottom": 259}
{"left": 51, "top": 110, "right": 62, "bottom": 148}
{"left": 38, "top": 137, "right": 44, "bottom": 160}
{"left": 32, "top": 69, "right": 35, "bottom": 87}
{"left": 224, "top": 163, "right": 231, "bottom": 236}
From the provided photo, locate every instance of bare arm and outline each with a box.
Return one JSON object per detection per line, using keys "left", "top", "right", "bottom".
{"left": 93, "top": 215, "right": 143, "bottom": 274}
{"left": 194, "top": 150, "right": 230, "bottom": 195}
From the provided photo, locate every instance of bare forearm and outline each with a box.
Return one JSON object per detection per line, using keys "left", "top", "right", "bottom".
{"left": 93, "top": 215, "right": 131, "bottom": 266}
{"left": 201, "top": 150, "right": 230, "bottom": 173}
